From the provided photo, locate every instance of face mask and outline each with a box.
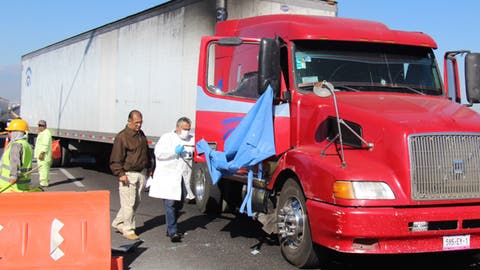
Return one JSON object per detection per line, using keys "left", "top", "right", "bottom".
{"left": 179, "top": 129, "right": 189, "bottom": 140}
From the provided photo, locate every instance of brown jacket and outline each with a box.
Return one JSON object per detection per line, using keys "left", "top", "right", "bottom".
{"left": 109, "top": 125, "right": 151, "bottom": 177}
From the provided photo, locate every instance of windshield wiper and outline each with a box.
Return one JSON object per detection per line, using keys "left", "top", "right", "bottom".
{"left": 298, "top": 82, "right": 361, "bottom": 92}
{"left": 331, "top": 84, "right": 360, "bottom": 92}
{"left": 298, "top": 82, "right": 315, "bottom": 90}
{"left": 402, "top": 86, "right": 426, "bottom": 95}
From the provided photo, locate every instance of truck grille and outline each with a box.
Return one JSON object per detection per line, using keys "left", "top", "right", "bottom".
{"left": 409, "top": 134, "right": 480, "bottom": 200}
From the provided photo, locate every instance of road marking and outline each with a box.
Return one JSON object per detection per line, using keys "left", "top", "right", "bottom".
{"left": 59, "top": 168, "right": 85, "bottom": 187}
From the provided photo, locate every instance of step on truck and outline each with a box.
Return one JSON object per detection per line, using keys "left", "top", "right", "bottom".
{"left": 192, "top": 14, "right": 480, "bottom": 268}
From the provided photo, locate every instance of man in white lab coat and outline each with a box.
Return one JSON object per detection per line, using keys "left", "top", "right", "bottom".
{"left": 148, "top": 117, "right": 194, "bottom": 242}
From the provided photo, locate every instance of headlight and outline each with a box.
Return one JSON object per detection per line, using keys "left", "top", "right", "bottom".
{"left": 333, "top": 181, "right": 395, "bottom": 200}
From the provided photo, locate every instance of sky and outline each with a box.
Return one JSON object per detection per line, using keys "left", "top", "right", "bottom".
{"left": 1, "top": 0, "right": 479, "bottom": 103}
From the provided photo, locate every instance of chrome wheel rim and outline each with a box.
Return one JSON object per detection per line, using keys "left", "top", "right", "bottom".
{"left": 278, "top": 196, "right": 305, "bottom": 249}
{"left": 195, "top": 169, "right": 206, "bottom": 202}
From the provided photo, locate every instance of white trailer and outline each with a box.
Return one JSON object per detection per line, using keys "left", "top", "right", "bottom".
{"left": 20, "top": 0, "right": 336, "bottom": 164}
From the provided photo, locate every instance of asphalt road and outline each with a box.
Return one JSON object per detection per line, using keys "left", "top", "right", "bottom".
{"left": 20, "top": 159, "right": 480, "bottom": 270}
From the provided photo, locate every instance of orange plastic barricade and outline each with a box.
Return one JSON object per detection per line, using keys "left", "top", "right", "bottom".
{"left": 111, "top": 256, "right": 124, "bottom": 270}
{"left": 0, "top": 191, "right": 111, "bottom": 270}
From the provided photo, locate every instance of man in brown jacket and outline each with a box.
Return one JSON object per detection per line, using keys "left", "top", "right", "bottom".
{"left": 110, "top": 110, "right": 151, "bottom": 240}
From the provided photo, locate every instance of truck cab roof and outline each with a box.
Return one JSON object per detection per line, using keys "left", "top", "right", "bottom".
{"left": 216, "top": 14, "right": 437, "bottom": 49}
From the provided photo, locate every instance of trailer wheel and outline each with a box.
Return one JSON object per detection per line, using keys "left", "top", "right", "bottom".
{"left": 191, "top": 162, "right": 222, "bottom": 214}
{"left": 277, "top": 178, "right": 322, "bottom": 268}
{"left": 60, "top": 144, "right": 71, "bottom": 167}
{"left": 52, "top": 157, "right": 60, "bottom": 168}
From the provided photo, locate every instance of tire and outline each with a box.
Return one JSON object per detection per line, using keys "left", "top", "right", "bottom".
{"left": 191, "top": 162, "right": 222, "bottom": 214}
{"left": 60, "top": 144, "right": 71, "bottom": 167}
{"left": 277, "top": 178, "right": 323, "bottom": 268}
{"left": 52, "top": 157, "right": 61, "bottom": 167}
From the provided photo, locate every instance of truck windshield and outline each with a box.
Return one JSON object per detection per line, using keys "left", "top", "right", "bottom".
{"left": 293, "top": 40, "right": 443, "bottom": 96}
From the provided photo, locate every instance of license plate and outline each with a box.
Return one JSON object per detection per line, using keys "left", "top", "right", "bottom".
{"left": 443, "top": 235, "right": 470, "bottom": 250}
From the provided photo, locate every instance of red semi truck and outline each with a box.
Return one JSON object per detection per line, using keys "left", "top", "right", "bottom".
{"left": 191, "top": 14, "right": 480, "bottom": 267}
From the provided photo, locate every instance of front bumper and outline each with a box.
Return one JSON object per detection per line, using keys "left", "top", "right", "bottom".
{"left": 307, "top": 199, "right": 480, "bottom": 254}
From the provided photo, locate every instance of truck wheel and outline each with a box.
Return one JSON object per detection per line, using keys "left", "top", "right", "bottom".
{"left": 277, "top": 178, "right": 322, "bottom": 268}
{"left": 60, "top": 144, "right": 71, "bottom": 167}
{"left": 52, "top": 157, "right": 61, "bottom": 168}
{"left": 191, "top": 162, "right": 222, "bottom": 214}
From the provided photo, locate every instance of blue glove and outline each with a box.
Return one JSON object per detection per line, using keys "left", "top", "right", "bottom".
{"left": 175, "top": 145, "right": 185, "bottom": 155}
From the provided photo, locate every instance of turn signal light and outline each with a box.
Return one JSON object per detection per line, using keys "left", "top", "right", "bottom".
{"left": 333, "top": 181, "right": 355, "bottom": 199}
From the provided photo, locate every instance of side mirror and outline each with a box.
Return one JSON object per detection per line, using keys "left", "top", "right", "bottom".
{"left": 465, "top": 53, "right": 480, "bottom": 103}
{"left": 258, "top": 38, "right": 280, "bottom": 96}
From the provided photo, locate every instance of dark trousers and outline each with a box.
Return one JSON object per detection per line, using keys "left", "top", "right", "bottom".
{"left": 164, "top": 178, "right": 185, "bottom": 236}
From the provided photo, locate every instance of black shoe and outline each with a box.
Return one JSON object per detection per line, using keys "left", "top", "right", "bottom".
{"left": 166, "top": 231, "right": 184, "bottom": 237}
{"left": 170, "top": 233, "right": 182, "bottom": 243}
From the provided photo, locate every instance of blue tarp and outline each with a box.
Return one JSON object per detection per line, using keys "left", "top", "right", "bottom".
{"left": 196, "top": 86, "right": 276, "bottom": 216}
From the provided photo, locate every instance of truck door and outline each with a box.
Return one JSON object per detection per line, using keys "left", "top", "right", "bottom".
{"left": 195, "top": 36, "right": 291, "bottom": 159}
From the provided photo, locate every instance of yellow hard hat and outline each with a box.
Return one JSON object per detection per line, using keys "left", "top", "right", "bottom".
{"left": 5, "top": 119, "right": 29, "bottom": 132}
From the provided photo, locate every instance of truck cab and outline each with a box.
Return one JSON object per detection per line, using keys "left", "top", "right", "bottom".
{"left": 193, "top": 14, "right": 480, "bottom": 268}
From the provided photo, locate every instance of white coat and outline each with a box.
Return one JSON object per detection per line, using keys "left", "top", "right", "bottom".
{"left": 148, "top": 131, "right": 194, "bottom": 201}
